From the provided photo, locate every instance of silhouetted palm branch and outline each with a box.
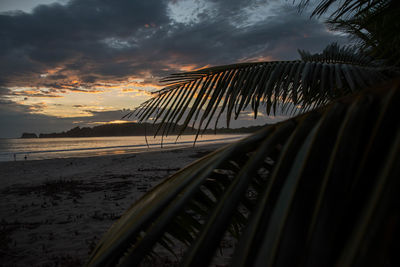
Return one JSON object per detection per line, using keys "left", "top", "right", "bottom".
{"left": 299, "top": 0, "right": 390, "bottom": 20}
{"left": 325, "top": 0, "right": 400, "bottom": 66}
{"left": 87, "top": 79, "right": 400, "bottom": 267}
{"left": 129, "top": 43, "right": 390, "bottom": 140}
{"left": 87, "top": 1, "right": 400, "bottom": 266}
{"left": 299, "top": 0, "right": 400, "bottom": 66}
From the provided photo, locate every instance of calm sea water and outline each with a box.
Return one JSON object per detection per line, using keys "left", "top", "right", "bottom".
{"left": 0, "top": 135, "right": 245, "bottom": 162}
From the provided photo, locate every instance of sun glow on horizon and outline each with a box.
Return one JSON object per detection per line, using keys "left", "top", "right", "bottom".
{"left": 5, "top": 78, "right": 160, "bottom": 118}
{"left": 88, "top": 120, "right": 133, "bottom": 125}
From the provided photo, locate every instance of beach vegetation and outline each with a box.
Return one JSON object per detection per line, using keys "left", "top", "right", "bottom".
{"left": 87, "top": 0, "right": 400, "bottom": 266}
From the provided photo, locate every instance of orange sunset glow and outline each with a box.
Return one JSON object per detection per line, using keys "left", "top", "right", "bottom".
{"left": 2, "top": 1, "right": 389, "bottom": 267}
{"left": 0, "top": 0, "right": 347, "bottom": 138}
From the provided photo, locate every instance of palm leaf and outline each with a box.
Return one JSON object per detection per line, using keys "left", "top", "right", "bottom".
{"left": 127, "top": 44, "right": 389, "bottom": 139}
{"left": 325, "top": 1, "right": 400, "bottom": 67}
{"left": 86, "top": 78, "right": 400, "bottom": 267}
{"left": 298, "top": 0, "right": 400, "bottom": 66}
{"left": 297, "top": 43, "right": 373, "bottom": 65}
{"left": 298, "top": 0, "right": 391, "bottom": 20}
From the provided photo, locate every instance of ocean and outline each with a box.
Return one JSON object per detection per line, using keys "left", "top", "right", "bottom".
{"left": 0, "top": 134, "right": 245, "bottom": 162}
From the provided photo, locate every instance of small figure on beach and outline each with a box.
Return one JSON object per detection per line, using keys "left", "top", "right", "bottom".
{"left": 24, "top": 154, "right": 27, "bottom": 160}
{"left": 14, "top": 154, "right": 16, "bottom": 161}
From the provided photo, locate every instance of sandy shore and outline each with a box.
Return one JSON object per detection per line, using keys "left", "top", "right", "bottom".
{"left": 0, "top": 143, "right": 228, "bottom": 267}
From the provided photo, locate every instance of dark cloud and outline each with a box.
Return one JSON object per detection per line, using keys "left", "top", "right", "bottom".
{"left": 0, "top": 0, "right": 169, "bottom": 86}
{"left": 0, "top": 0, "right": 347, "bottom": 89}
{"left": 9, "top": 89, "right": 62, "bottom": 98}
{"left": 0, "top": 0, "right": 349, "bottom": 137}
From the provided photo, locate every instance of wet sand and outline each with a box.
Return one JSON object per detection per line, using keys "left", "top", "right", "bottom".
{"left": 0, "top": 143, "right": 228, "bottom": 266}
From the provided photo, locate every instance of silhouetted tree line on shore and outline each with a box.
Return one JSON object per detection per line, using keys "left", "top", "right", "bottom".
{"left": 21, "top": 122, "right": 264, "bottom": 138}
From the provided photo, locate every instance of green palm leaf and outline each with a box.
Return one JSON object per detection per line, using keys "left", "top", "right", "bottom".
{"left": 87, "top": 79, "right": 400, "bottom": 267}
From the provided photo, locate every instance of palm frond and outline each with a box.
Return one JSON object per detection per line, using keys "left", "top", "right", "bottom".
{"left": 298, "top": 42, "right": 373, "bottom": 65}
{"left": 298, "top": 0, "right": 391, "bottom": 20}
{"left": 87, "top": 78, "right": 400, "bottom": 267}
{"left": 128, "top": 45, "right": 389, "bottom": 138}
{"left": 325, "top": 1, "right": 400, "bottom": 66}
{"left": 298, "top": 0, "right": 400, "bottom": 66}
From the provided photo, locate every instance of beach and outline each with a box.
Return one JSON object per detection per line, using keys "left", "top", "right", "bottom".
{"left": 0, "top": 142, "right": 230, "bottom": 266}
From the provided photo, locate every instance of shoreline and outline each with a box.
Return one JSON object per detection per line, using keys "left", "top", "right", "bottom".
{"left": 0, "top": 143, "right": 230, "bottom": 266}
{"left": 0, "top": 134, "right": 246, "bottom": 162}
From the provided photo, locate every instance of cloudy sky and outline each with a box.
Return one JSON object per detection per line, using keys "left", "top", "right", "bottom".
{"left": 0, "top": 0, "right": 347, "bottom": 138}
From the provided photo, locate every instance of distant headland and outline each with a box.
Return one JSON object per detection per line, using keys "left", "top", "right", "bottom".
{"left": 21, "top": 122, "right": 264, "bottom": 138}
{"left": 20, "top": 133, "right": 38, "bottom": 138}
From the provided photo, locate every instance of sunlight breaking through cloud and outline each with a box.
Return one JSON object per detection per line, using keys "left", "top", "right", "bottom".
{"left": 0, "top": 0, "right": 349, "bottom": 137}
{"left": 167, "top": 0, "right": 216, "bottom": 25}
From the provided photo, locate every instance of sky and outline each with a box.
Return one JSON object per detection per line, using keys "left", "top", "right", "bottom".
{"left": 0, "top": 0, "right": 348, "bottom": 138}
